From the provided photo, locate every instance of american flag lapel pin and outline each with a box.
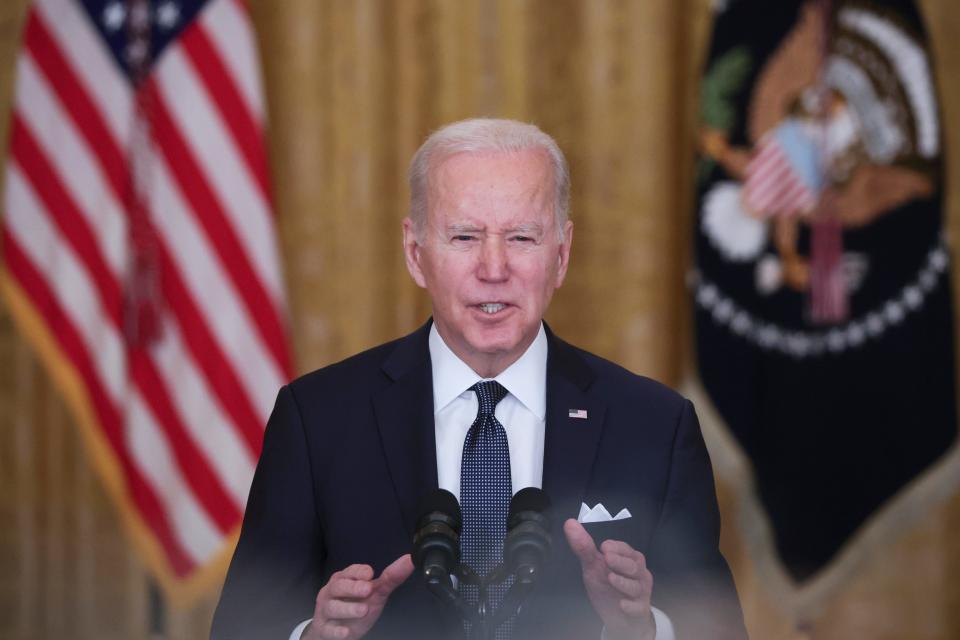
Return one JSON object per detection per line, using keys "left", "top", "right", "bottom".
{"left": 569, "top": 409, "right": 588, "bottom": 419}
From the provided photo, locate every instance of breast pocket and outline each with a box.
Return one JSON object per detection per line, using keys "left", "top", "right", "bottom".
{"left": 581, "top": 519, "right": 636, "bottom": 547}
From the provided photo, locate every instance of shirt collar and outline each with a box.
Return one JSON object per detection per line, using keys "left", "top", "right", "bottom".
{"left": 429, "top": 322, "right": 548, "bottom": 421}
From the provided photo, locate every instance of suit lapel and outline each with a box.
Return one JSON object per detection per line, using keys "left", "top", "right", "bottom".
{"left": 372, "top": 322, "right": 439, "bottom": 535}
{"left": 512, "top": 329, "right": 606, "bottom": 637}
{"left": 370, "top": 322, "right": 606, "bottom": 542}
{"left": 541, "top": 328, "right": 606, "bottom": 528}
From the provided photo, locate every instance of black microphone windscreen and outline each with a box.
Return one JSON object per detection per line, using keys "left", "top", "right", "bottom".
{"left": 417, "top": 488, "right": 461, "bottom": 528}
{"left": 509, "top": 487, "right": 551, "bottom": 520}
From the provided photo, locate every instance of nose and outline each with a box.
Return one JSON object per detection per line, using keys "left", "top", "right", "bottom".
{"left": 477, "top": 235, "right": 508, "bottom": 282}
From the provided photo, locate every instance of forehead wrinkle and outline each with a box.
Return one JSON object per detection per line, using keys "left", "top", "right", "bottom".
{"left": 426, "top": 150, "right": 558, "bottom": 233}
{"left": 432, "top": 151, "right": 551, "bottom": 198}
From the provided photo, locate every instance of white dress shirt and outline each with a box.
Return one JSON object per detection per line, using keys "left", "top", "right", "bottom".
{"left": 431, "top": 321, "right": 547, "bottom": 499}
{"left": 291, "top": 324, "right": 673, "bottom": 640}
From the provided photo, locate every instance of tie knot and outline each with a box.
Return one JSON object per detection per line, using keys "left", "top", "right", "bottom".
{"left": 471, "top": 380, "right": 508, "bottom": 417}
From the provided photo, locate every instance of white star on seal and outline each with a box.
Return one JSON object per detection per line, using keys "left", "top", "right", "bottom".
{"left": 157, "top": 1, "right": 181, "bottom": 30}
{"left": 102, "top": 1, "right": 126, "bottom": 32}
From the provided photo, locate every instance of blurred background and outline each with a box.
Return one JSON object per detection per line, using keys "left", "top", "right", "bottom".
{"left": 0, "top": 0, "right": 958, "bottom": 638}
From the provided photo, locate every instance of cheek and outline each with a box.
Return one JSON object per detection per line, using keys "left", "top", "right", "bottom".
{"left": 434, "top": 256, "right": 475, "bottom": 285}
{"left": 522, "top": 259, "right": 561, "bottom": 292}
{"left": 426, "top": 264, "right": 468, "bottom": 306}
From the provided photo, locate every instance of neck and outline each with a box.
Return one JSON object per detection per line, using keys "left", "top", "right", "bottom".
{"left": 432, "top": 324, "right": 538, "bottom": 379}
{"left": 465, "top": 354, "right": 518, "bottom": 379}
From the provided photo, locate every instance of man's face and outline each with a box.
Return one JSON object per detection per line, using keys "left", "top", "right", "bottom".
{"left": 403, "top": 148, "right": 573, "bottom": 377}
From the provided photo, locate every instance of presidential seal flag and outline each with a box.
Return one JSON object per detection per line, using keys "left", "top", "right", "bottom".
{"left": 692, "top": 0, "right": 957, "bottom": 614}
{"left": 0, "top": 0, "right": 291, "bottom": 604}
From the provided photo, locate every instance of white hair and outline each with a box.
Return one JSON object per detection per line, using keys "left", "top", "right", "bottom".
{"left": 408, "top": 118, "right": 571, "bottom": 240}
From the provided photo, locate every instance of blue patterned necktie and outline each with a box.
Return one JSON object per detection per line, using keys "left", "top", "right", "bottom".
{"left": 460, "top": 380, "right": 513, "bottom": 639}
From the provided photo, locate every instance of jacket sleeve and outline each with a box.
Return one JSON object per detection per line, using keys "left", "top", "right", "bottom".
{"left": 211, "top": 384, "right": 326, "bottom": 639}
{"left": 647, "top": 399, "right": 748, "bottom": 640}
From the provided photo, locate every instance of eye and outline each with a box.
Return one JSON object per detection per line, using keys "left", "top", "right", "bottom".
{"left": 510, "top": 234, "right": 536, "bottom": 243}
{"left": 452, "top": 234, "right": 478, "bottom": 242}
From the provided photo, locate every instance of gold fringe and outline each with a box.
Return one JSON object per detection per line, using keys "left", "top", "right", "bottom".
{"left": 0, "top": 269, "right": 240, "bottom": 608}
{"left": 682, "top": 374, "right": 960, "bottom": 624}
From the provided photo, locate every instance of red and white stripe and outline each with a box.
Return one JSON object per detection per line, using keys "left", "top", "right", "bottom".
{"left": 742, "top": 136, "right": 817, "bottom": 218}
{"left": 810, "top": 217, "right": 848, "bottom": 323}
{"left": 1, "top": 0, "right": 291, "bottom": 588}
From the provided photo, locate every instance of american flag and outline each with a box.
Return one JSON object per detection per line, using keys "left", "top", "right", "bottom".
{"left": 0, "top": 0, "right": 291, "bottom": 602}
{"left": 742, "top": 119, "right": 824, "bottom": 218}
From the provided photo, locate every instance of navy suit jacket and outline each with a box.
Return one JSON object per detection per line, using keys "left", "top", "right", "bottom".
{"left": 211, "top": 322, "right": 747, "bottom": 639}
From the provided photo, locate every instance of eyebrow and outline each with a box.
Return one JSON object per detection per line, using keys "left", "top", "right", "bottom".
{"left": 507, "top": 223, "right": 544, "bottom": 234}
{"left": 446, "top": 223, "right": 484, "bottom": 233}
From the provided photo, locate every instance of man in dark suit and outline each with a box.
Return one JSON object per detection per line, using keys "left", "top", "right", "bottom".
{"left": 211, "top": 119, "right": 746, "bottom": 640}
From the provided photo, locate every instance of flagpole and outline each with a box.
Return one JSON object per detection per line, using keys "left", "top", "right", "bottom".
{"left": 148, "top": 578, "right": 167, "bottom": 640}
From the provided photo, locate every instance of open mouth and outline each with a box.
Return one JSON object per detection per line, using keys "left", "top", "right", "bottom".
{"left": 477, "top": 303, "right": 507, "bottom": 315}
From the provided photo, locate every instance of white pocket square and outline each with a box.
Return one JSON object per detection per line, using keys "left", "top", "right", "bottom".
{"left": 577, "top": 502, "right": 632, "bottom": 523}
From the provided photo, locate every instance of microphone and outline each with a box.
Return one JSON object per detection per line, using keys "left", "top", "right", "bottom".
{"left": 413, "top": 487, "right": 553, "bottom": 637}
{"left": 412, "top": 489, "right": 462, "bottom": 587}
{"left": 504, "top": 487, "right": 552, "bottom": 585}
{"left": 481, "top": 488, "right": 553, "bottom": 632}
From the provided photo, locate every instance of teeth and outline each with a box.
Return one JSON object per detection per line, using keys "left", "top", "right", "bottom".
{"left": 479, "top": 303, "right": 506, "bottom": 314}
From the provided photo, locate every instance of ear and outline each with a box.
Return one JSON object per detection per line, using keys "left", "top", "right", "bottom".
{"left": 402, "top": 217, "right": 428, "bottom": 289}
{"left": 554, "top": 220, "right": 573, "bottom": 287}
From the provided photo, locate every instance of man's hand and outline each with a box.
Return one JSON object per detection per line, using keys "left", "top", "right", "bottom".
{"left": 302, "top": 554, "right": 414, "bottom": 640}
{"left": 564, "top": 519, "right": 656, "bottom": 640}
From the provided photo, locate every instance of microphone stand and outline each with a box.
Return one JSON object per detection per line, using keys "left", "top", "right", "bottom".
{"left": 414, "top": 488, "right": 552, "bottom": 639}
{"left": 423, "top": 561, "right": 537, "bottom": 640}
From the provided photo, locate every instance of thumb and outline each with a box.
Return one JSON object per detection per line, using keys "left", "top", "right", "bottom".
{"left": 563, "top": 518, "right": 599, "bottom": 567}
{"left": 375, "top": 553, "right": 414, "bottom": 595}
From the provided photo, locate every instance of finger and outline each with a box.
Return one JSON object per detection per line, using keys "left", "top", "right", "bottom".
{"left": 620, "top": 598, "right": 651, "bottom": 618}
{"left": 375, "top": 554, "right": 415, "bottom": 594}
{"left": 608, "top": 571, "right": 644, "bottom": 598}
{"left": 337, "top": 564, "right": 375, "bottom": 581}
{"left": 602, "top": 550, "right": 639, "bottom": 577}
{"left": 563, "top": 519, "right": 599, "bottom": 566}
{"left": 323, "top": 599, "right": 369, "bottom": 620}
{"left": 327, "top": 578, "right": 373, "bottom": 600}
{"left": 316, "top": 621, "right": 350, "bottom": 639}
{"left": 599, "top": 539, "right": 642, "bottom": 560}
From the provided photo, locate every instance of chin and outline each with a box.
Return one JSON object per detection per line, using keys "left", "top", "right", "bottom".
{"left": 466, "top": 325, "right": 529, "bottom": 358}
